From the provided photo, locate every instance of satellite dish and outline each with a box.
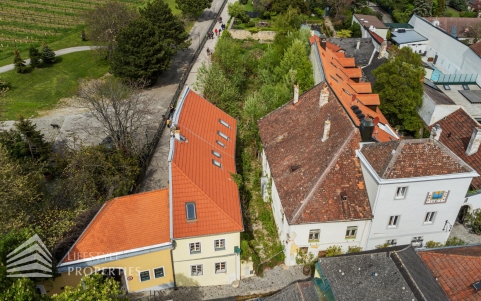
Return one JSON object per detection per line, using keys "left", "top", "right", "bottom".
{"left": 433, "top": 20, "right": 440, "bottom": 27}
{"left": 373, "top": 117, "right": 380, "bottom": 125}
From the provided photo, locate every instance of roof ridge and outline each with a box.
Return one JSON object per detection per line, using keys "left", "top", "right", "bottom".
{"left": 421, "top": 251, "right": 481, "bottom": 260}
{"left": 290, "top": 127, "right": 356, "bottom": 224}
{"left": 171, "top": 163, "right": 242, "bottom": 230}
{"left": 392, "top": 249, "right": 429, "bottom": 301}
{"left": 381, "top": 140, "right": 405, "bottom": 178}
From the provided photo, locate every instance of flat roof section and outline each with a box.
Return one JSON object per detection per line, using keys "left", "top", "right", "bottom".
{"left": 459, "top": 90, "right": 481, "bottom": 104}
{"left": 354, "top": 14, "right": 387, "bottom": 29}
{"left": 391, "top": 30, "right": 428, "bottom": 44}
{"left": 439, "top": 84, "right": 481, "bottom": 118}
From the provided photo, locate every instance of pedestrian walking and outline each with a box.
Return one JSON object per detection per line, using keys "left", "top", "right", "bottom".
{"left": 222, "top": 23, "right": 226, "bottom": 30}
{"left": 206, "top": 47, "right": 211, "bottom": 56}
{"left": 219, "top": 28, "right": 222, "bottom": 35}
{"left": 215, "top": 28, "right": 218, "bottom": 36}
{"left": 210, "top": 31, "right": 214, "bottom": 39}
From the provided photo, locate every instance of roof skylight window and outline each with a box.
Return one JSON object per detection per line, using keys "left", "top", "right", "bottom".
{"left": 212, "top": 150, "right": 221, "bottom": 158}
{"left": 216, "top": 140, "right": 226, "bottom": 148}
{"left": 212, "top": 160, "right": 222, "bottom": 168}
{"left": 219, "top": 119, "right": 230, "bottom": 128}
{"left": 186, "top": 202, "right": 196, "bottom": 220}
{"left": 218, "top": 131, "right": 229, "bottom": 140}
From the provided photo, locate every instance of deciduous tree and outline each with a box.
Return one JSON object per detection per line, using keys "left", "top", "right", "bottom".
{"left": 373, "top": 47, "right": 425, "bottom": 133}
{"left": 52, "top": 273, "right": 127, "bottom": 300}
{"left": 76, "top": 77, "right": 154, "bottom": 154}
{"left": 175, "top": 0, "right": 212, "bottom": 19}
{"left": 83, "top": 1, "right": 137, "bottom": 60}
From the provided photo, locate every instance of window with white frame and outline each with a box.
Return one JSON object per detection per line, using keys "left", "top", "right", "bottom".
{"left": 219, "top": 119, "right": 230, "bottom": 128}
{"left": 153, "top": 267, "right": 164, "bottom": 278}
{"left": 217, "top": 131, "right": 229, "bottom": 140}
{"left": 214, "top": 239, "right": 225, "bottom": 250}
{"left": 424, "top": 212, "right": 436, "bottom": 224}
{"left": 395, "top": 187, "right": 408, "bottom": 199}
{"left": 191, "top": 265, "right": 203, "bottom": 276}
{"left": 411, "top": 236, "right": 424, "bottom": 247}
{"left": 386, "top": 239, "right": 397, "bottom": 246}
{"left": 345, "top": 226, "right": 358, "bottom": 239}
{"left": 215, "top": 262, "right": 226, "bottom": 274}
{"left": 189, "top": 242, "right": 201, "bottom": 254}
{"left": 308, "top": 229, "right": 320, "bottom": 242}
{"left": 139, "top": 270, "right": 150, "bottom": 282}
{"left": 388, "top": 215, "right": 400, "bottom": 228}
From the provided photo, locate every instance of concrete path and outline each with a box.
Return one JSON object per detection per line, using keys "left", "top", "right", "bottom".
{"left": 129, "top": 266, "right": 310, "bottom": 301}
{"left": 139, "top": 0, "right": 234, "bottom": 192}
{"left": 367, "top": 2, "right": 393, "bottom": 23}
{"left": 324, "top": 17, "right": 337, "bottom": 38}
{"left": 0, "top": 46, "right": 101, "bottom": 74}
{"left": 449, "top": 224, "right": 481, "bottom": 244}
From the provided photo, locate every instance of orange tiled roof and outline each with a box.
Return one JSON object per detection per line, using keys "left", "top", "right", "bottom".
{"left": 335, "top": 57, "right": 356, "bottom": 68}
{"left": 419, "top": 246, "right": 481, "bottom": 301}
{"left": 356, "top": 94, "right": 380, "bottom": 106}
{"left": 311, "top": 36, "right": 397, "bottom": 142}
{"left": 61, "top": 189, "right": 170, "bottom": 264}
{"left": 171, "top": 89, "right": 243, "bottom": 239}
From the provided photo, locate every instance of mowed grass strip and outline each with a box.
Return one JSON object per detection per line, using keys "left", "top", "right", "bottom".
{"left": 1, "top": 51, "right": 108, "bottom": 120}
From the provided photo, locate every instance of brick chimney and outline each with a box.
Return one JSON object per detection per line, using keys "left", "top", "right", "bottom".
{"left": 466, "top": 127, "right": 481, "bottom": 156}
{"left": 322, "top": 114, "right": 331, "bottom": 142}
{"left": 320, "top": 86, "right": 329, "bottom": 107}
{"left": 293, "top": 84, "right": 299, "bottom": 104}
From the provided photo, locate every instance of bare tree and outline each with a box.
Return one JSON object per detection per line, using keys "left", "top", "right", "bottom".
{"left": 326, "top": 0, "right": 352, "bottom": 18}
{"left": 83, "top": 1, "right": 137, "bottom": 60}
{"left": 76, "top": 77, "right": 154, "bottom": 155}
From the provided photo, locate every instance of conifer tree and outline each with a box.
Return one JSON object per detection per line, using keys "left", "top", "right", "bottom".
{"left": 28, "top": 46, "right": 41, "bottom": 68}
{"left": 42, "top": 44, "right": 56, "bottom": 64}
{"left": 13, "top": 49, "right": 26, "bottom": 73}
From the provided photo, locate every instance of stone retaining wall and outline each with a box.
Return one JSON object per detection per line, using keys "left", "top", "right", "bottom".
{"left": 228, "top": 29, "right": 276, "bottom": 41}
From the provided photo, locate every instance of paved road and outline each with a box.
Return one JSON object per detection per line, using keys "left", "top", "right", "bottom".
{"left": 0, "top": 46, "right": 101, "bottom": 74}
{"left": 367, "top": 1, "right": 393, "bottom": 23}
{"left": 138, "top": 0, "right": 231, "bottom": 192}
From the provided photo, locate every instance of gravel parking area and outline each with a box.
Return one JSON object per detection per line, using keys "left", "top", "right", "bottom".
{"left": 449, "top": 224, "right": 481, "bottom": 244}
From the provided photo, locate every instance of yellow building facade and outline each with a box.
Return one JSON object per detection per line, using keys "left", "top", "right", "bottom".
{"left": 173, "top": 232, "right": 241, "bottom": 286}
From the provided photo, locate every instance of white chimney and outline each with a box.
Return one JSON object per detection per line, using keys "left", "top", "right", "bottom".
{"left": 322, "top": 114, "right": 331, "bottom": 142}
{"left": 466, "top": 127, "right": 481, "bottom": 156}
{"left": 378, "top": 40, "right": 387, "bottom": 59}
{"left": 293, "top": 84, "right": 299, "bottom": 104}
{"left": 310, "top": 30, "right": 315, "bottom": 36}
{"left": 356, "top": 40, "right": 360, "bottom": 50}
{"left": 174, "top": 129, "right": 181, "bottom": 140}
{"left": 320, "top": 86, "right": 329, "bottom": 107}
{"left": 434, "top": 124, "right": 442, "bottom": 141}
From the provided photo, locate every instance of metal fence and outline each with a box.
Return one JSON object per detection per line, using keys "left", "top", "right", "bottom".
{"left": 134, "top": 0, "right": 228, "bottom": 192}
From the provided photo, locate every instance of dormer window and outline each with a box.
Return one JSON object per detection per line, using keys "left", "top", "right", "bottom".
{"left": 219, "top": 119, "right": 230, "bottom": 128}
{"left": 212, "top": 150, "right": 221, "bottom": 158}
{"left": 218, "top": 131, "right": 229, "bottom": 140}
{"left": 212, "top": 160, "right": 222, "bottom": 168}
{"left": 186, "top": 202, "right": 196, "bottom": 221}
{"left": 216, "top": 140, "right": 226, "bottom": 148}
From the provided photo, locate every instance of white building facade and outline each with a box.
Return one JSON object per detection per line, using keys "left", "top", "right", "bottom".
{"left": 357, "top": 139, "right": 478, "bottom": 249}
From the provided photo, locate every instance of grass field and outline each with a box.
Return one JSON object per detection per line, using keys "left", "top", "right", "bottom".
{"left": 446, "top": 7, "right": 460, "bottom": 17}
{"left": 0, "top": 0, "right": 185, "bottom": 66}
{"left": 1, "top": 51, "right": 109, "bottom": 120}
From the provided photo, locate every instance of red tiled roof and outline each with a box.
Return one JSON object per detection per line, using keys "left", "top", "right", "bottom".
{"left": 425, "top": 17, "right": 481, "bottom": 38}
{"left": 360, "top": 139, "right": 472, "bottom": 179}
{"left": 470, "top": 42, "right": 481, "bottom": 59}
{"left": 61, "top": 189, "right": 170, "bottom": 263}
{"left": 258, "top": 83, "right": 373, "bottom": 224}
{"left": 430, "top": 108, "right": 481, "bottom": 189}
{"left": 311, "top": 36, "right": 397, "bottom": 141}
{"left": 356, "top": 94, "right": 380, "bottom": 106}
{"left": 419, "top": 246, "right": 481, "bottom": 301}
{"left": 171, "top": 89, "right": 243, "bottom": 238}
{"left": 369, "top": 30, "right": 385, "bottom": 45}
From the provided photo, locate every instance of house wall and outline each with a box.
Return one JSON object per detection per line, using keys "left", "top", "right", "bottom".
{"left": 263, "top": 150, "right": 371, "bottom": 266}
{"left": 409, "top": 15, "right": 481, "bottom": 86}
{"left": 172, "top": 232, "right": 240, "bottom": 286}
{"left": 418, "top": 91, "right": 461, "bottom": 126}
{"left": 398, "top": 41, "right": 427, "bottom": 54}
{"left": 359, "top": 152, "right": 475, "bottom": 249}
{"left": 352, "top": 17, "right": 388, "bottom": 39}
{"left": 39, "top": 248, "right": 174, "bottom": 296}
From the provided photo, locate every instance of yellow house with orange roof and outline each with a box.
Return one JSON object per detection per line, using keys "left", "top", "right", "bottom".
{"left": 38, "top": 189, "right": 174, "bottom": 296}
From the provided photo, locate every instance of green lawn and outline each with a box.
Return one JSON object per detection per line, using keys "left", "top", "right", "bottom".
{"left": 1, "top": 51, "right": 108, "bottom": 120}
{"left": 446, "top": 7, "right": 460, "bottom": 17}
